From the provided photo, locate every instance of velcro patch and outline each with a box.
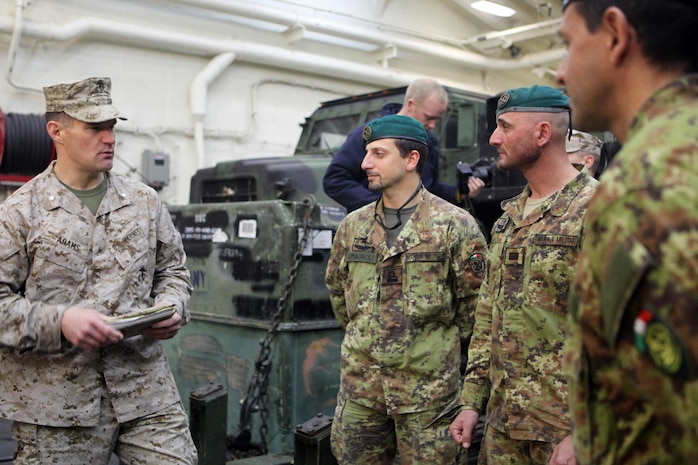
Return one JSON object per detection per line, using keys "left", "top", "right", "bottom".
{"left": 505, "top": 247, "right": 525, "bottom": 266}
{"left": 381, "top": 266, "right": 402, "bottom": 286}
{"left": 468, "top": 252, "right": 486, "bottom": 279}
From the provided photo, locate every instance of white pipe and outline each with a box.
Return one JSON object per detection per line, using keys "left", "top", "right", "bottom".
{"left": 0, "top": 14, "right": 564, "bottom": 73}
{"left": 5, "top": 0, "right": 37, "bottom": 93}
{"left": 191, "top": 52, "right": 237, "bottom": 169}
{"left": 0, "top": 10, "right": 564, "bottom": 169}
{"left": 167, "top": 0, "right": 562, "bottom": 62}
{"left": 165, "top": 0, "right": 564, "bottom": 69}
{"left": 458, "top": 18, "right": 562, "bottom": 46}
{"left": 0, "top": 16, "right": 422, "bottom": 87}
{"left": 191, "top": 53, "right": 237, "bottom": 119}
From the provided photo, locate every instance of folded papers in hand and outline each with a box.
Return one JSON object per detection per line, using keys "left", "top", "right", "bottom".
{"left": 106, "top": 304, "right": 176, "bottom": 338}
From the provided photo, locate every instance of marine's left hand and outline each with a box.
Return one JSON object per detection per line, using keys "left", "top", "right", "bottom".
{"left": 549, "top": 434, "right": 576, "bottom": 465}
{"left": 142, "top": 310, "right": 183, "bottom": 340}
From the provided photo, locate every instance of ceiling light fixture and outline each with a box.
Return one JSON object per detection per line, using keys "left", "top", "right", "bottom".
{"left": 470, "top": 1, "right": 517, "bottom": 17}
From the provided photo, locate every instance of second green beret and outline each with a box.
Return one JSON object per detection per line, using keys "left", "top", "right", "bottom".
{"left": 496, "top": 84, "right": 570, "bottom": 117}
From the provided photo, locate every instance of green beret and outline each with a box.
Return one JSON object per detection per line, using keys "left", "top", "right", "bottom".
{"left": 362, "top": 115, "right": 428, "bottom": 146}
{"left": 496, "top": 85, "right": 570, "bottom": 117}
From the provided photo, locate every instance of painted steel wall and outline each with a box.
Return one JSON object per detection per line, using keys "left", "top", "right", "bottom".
{"left": 0, "top": 0, "right": 559, "bottom": 204}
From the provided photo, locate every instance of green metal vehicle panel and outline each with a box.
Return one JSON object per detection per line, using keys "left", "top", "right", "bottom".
{"left": 163, "top": 199, "right": 344, "bottom": 456}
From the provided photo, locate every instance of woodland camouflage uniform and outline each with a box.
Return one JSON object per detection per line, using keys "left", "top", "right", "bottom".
{"left": 567, "top": 75, "right": 698, "bottom": 465}
{"left": 461, "top": 169, "right": 598, "bottom": 446}
{"left": 326, "top": 186, "right": 487, "bottom": 464}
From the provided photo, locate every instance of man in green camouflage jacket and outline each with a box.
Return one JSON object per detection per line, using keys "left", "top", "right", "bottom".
{"left": 450, "top": 85, "right": 598, "bottom": 465}
{"left": 557, "top": 1, "right": 698, "bottom": 463}
{"left": 325, "top": 114, "right": 487, "bottom": 464}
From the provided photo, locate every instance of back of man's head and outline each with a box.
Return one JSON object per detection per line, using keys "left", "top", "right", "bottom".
{"left": 563, "top": 0, "right": 698, "bottom": 73}
{"left": 404, "top": 78, "right": 448, "bottom": 107}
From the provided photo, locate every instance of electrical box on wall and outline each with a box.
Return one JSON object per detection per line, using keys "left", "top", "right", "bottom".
{"left": 143, "top": 150, "right": 170, "bottom": 190}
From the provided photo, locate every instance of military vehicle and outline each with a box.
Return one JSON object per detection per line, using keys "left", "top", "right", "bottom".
{"left": 160, "top": 85, "right": 528, "bottom": 465}
{"left": 186, "top": 86, "right": 526, "bottom": 230}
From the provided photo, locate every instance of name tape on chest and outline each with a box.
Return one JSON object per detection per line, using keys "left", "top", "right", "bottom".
{"left": 347, "top": 251, "right": 378, "bottom": 263}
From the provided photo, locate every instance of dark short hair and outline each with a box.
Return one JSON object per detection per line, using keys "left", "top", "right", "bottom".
{"left": 44, "top": 111, "right": 73, "bottom": 125}
{"left": 564, "top": 1, "right": 698, "bottom": 73}
{"left": 395, "top": 138, "right": 428, "bottom": 174}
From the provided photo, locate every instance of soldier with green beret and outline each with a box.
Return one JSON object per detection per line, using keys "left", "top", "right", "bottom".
{"left": 326, "top": 114, "right": 488, "bottom": 464}
{"left": 558, "top": 1, "right": 698, "bottom": 463}
{"left": 0, "top": 77, "right": 197, "bottom": 464}
{"left": 449, "top": 85, "right": 598, "bottom": 465}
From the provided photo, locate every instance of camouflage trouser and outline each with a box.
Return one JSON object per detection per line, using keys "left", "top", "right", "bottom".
{"left": 331, "top": 394, "right": 465, "bottom": 465}
{"left": 477, "top": 424, "right": 555, "bottom": 465}
{"left": 12, "top": 390, "right": 197, "bottom": 465}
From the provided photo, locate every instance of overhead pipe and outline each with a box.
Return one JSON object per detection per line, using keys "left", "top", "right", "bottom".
{"left": 458, "top": 18, "right": 562, "bottom": 46}
{"left": 0, "top": 16, "right": 423, "bottom": 88}
{"left": 166, "top": 0, "right": 463, "bottom": 46}
{"left": 0, "top": 13, "right": 564, "bottom": 74}
{"left": 164, "top": 0, "right": 564, "bottom": 71}
{"left": 0, "top": 9, "right": 564, "bottom": 170}
{"left": 0, "top": 13, "right": 421, "bottom": 171}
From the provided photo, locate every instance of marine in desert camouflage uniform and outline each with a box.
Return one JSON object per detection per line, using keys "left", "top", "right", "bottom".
{"left": 557, "top": 1, "right": 698, "bottom": 463}
{"left": 450, "top": 85, "right": 598, "bottom": 465}
{"left": 566, "top": 129, "right": 603, "bottom": 178}
{"left": 325, "top": 114, "right": 487, "bottom": 465}
{"left": 0, "top": 77, "right": 197, "bottom": 464}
